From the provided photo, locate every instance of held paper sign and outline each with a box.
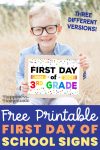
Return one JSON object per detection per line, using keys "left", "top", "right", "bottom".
{"left": 25, "top": 56, "right": 80, "bottom": 98}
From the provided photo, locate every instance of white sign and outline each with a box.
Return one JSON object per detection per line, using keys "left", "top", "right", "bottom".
{"left": 25, "top": 56, "right": 80, "bottom": 98}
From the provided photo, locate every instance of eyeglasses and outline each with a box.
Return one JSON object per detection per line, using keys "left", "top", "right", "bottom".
{"left": 31, "top": 25, "right": 58, "bottom": 36}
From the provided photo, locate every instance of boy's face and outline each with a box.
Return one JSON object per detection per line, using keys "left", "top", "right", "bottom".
{"left": 30, "top": 15, "right": 61, "bottom": 54}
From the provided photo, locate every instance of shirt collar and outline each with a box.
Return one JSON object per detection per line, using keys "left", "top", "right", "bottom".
{"left": 34, "top": 43, "right": 59, "bottom": 55}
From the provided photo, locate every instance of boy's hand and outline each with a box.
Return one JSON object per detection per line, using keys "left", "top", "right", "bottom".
{"left": 21, "top": 82, "right": 29, "bottom": 95}
{"left": 79, "top": 53, "right": 89, "bottom": 71}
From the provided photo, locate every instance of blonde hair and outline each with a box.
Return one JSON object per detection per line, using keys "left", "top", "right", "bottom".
{"left": 28, "top": 3, "right": 61, "bottom": 27}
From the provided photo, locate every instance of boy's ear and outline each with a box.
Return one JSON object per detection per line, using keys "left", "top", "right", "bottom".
{"left": 57, "top": 25, "right": 62, "bottom": 32}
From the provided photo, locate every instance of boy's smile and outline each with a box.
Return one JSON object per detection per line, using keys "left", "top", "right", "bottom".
{"left": 40, "top": 37, "right": 54, "bottom": 43}
{"left": 38, "top": 35, "right": 56, "bottom": 54}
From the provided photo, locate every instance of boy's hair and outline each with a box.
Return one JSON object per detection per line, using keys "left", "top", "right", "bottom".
{"left": 28, "top": 3, "right": 61, "bottom": 27}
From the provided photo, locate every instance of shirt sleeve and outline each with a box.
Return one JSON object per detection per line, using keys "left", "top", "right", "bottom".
{"left": 16, "top": 51, "right": 25, "bottom": 89}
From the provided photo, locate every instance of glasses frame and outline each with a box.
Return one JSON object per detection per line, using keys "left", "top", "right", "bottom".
{"left": 31, "top": 25, "right": 58, "bottom": 36}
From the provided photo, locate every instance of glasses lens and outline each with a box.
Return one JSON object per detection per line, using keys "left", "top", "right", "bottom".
{"left": 32, "top": 27, "right": 42, "bottom": 36}
{"left": 46, "top": 25, "right": 57, "bottom": 34}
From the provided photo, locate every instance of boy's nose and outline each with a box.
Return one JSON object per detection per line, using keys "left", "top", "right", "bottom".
{"left": 42, "top": 29, "right": 48, "bottom": 36}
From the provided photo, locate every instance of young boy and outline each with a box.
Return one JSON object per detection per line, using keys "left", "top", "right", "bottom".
{"left": 16, "top": 3, "right": 89, "bottom": 105}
